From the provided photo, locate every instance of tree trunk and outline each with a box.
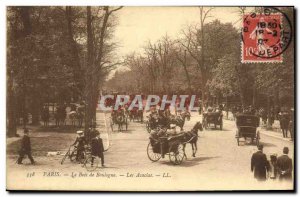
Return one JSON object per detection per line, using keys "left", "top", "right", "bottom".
{"left": 226, "top": 95, "right": 229, "bottom": 119}
{"left": 267, "top": 95, "right": 272, "bottom": 129}
{"left": 31, "top": 85, "right": 40, "bottom": 125}
{"left": 274, "top": 86, "right": 280, "bottom": 119}
{"left": 7, "top": 71, "right": 17, "bottom": 137}
{"left": 85, "top": 6, "right": 93, "bottom": 132}
{"left": 234, "top": 66, "right": 246, "bottom": 110}
{"left": 252, "top": 80, "right": 256, "bottom": 108}
{"left": 181, "top": 50, "right": 192, "bottom": 94}
{"left": 66, "top": 6, "right": 83, "bottom": 99}
{"left": 22, "top": 7, "right": 32, "bottom": 127}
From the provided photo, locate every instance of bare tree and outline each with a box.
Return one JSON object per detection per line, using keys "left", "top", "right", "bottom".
{"left": 85, "top": 6, "right": 123, "bottom": 131}
{"left": 174, "top": 44, "right": 192, "bottom": 94}
{"left": 178, "top": 7, "right": 214, "bottom": 105}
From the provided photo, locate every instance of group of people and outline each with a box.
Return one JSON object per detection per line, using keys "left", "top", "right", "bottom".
{"left": 72, "top": 128, "right": 105, "bottom": 167}
{"left": 251, "top": 145, "right": 293, "bottom": 182}
{"left": 148, "top": 108, "right": 189, "bottom": 140}
{"left": 17, "top": 125, "right": 106, "bottom": 167}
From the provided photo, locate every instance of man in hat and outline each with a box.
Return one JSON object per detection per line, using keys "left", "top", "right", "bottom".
{"left": 72, "top": 130, "right": 87, "bottom": 162}
{"left": 91, "top": 131, "right": 105, "bottom": 167}
{"left": 277, "top": 147, "right": 293, "bottom": 181}
{"left": 17, "top": 128, "right": 35, "bottom": 165}
{"left": 251, "top": 144, "right": 270, "bottom": 181}
{"left": 279, "top": 110, "right": 290, "bottom": 138}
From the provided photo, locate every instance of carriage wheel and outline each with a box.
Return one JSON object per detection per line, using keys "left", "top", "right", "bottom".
{"left": 147, "top": 142, "right": 161, "bottom": 162}
{"left": 83, "top": 156, "right": 99, "bottom": 172}
{"left": 61, "top": 149, "right": 71, "bottom": 165}
{"left": 169, "top": 143, "right": 185, "bottom": 165}
{"left": 77, "top": 151, "right": 87, "bottom": 164}
{"left": 69, "top": 148, "right": 77, "bottom": 162}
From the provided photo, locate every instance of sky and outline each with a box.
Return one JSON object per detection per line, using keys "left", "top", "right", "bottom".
{"left": 113, "top": 7, "right": 242, "bottom": 57}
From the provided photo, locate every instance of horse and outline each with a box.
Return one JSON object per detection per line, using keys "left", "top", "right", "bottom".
{"left": 41, "top": 107, "right": 50, "bottom": 126}
{"left": 183, "top": 121, "right": 203, "bottom": 157}
{"left": 69, "top": 111, "right": 77, "bottom": 126}
{"left": 54, "top": 106, "right": 67, "bottom": 127}
{"left": 129, "top": 109, "right": 143, "bottom": 122}
{"left": 115, "top": 113, "right": 127, "bottom": 132}
{"left": 54, "top": 111, "right": 60, "bottom": 127}
{"left": 168, "top": 114, "right": 185, "bottom": 131}
{"left": 111, "top": 109, "right": 127, "bottom": 132}
{"left": 76, "top": 111, "right": 84, "bottom": 127}
{"left": 69, "top": 110, "right": 84, "bottom": 127}
{"left": 180, "top": 110, "right": 191, "bottom": 121}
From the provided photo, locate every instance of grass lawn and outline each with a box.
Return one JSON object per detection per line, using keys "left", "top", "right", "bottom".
{"left": 7, "top": 126, "right": 78, "bottom": 157}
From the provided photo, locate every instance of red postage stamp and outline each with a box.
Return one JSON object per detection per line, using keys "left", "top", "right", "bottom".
{"left": 242, "top": 8, "right": 291, "bottom": 63}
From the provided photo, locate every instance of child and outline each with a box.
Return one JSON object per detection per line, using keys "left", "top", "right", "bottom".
{"left": 17, "top": 129, "right": 35, "bottom": 165}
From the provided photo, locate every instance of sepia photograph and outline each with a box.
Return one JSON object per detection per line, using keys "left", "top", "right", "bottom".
{"left": 6, "top": 6, "right": 294, "bottom": 191}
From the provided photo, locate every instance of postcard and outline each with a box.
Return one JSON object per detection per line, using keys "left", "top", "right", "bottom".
{"left": 6, "top": 6, "right": 294, "bottom": 191}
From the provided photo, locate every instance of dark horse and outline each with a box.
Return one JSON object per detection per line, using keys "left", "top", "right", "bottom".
{"left": 168, "top": 114, "right": 186, "bottom": 131}
{"left": 115, "top": 114, "right": 127, "bottom": 132}
{"left": 183, "top": 121, "right": 203, "bottom": 157}
{"left": 112, "top": 110, "right": 127, "bottom": 132}
{"left": 41, "top": 107, "right": 50, "bottom": 126}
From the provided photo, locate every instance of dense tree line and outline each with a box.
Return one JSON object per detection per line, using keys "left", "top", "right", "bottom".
{"left": 7, "top": 6, "right": 122, "bottom": 136}
{"left": 106, "top": 7, "right": 294, "bottom": 114}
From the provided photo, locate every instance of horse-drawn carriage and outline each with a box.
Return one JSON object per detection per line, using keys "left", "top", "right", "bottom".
{"left": 110, "top": 109, "right": 128, "bottom": 132}
{"left": 145, "top": 113, "right": 159, "bottom": 133}
{"left": 147, "top": 133, "right": 186, "bottom": 165}
{"left": 235, "top": 114, "right": 260, "bottom": 146}
{"left": 202, "top": 111, "right": 223, "bottom": 130}
{"left": 128, "top": 108, "right": 143, "bottom": 122}
{"left": 147, "top": 122, "right": 203, "bottom": 165}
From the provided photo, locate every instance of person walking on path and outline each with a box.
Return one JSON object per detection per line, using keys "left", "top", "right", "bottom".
{"left": 277, "top": 147, "right": 293, "bottom": 181}
{"left": 279, "top": 111, "right": 290, "bottom": 138}
{"left": 251, "top": 144, "right": 270, "bottom": 181}
{"left": 91, "top": 131, "right": 105, "bottom": 167}
{"left": 17, "top": 129, "right": 35, "bottom": 165}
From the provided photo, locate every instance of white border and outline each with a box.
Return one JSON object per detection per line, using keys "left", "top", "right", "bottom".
{"left": 0, "top": 1, "right": 298, "bottom": 197}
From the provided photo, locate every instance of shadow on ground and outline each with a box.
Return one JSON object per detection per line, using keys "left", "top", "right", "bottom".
{"left": 159, "top": 156, "right": 220, "bottom": 167}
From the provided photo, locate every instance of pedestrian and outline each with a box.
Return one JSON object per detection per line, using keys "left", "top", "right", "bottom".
{"left": 277, "top": 147, "right": 293, "bottom": 181}
{"left": 251, "top": 144, "right": 270, "bottom": 181}
{"left": 279, "top": 111, "right": 290, "bottom": 138}
{"left": 72, "top": 130, "right": 87, "bottom": 162}
{"left": 17, "top": 128, "right": 35, "bottom": 165}
{"left": 91, "top": 131, "right": 105, "bottom": 167}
